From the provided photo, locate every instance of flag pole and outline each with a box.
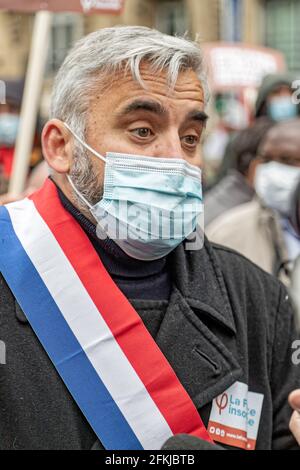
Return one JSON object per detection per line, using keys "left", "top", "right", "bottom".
{"left": 9, "top": 11, "right": 52, "bottom": 195}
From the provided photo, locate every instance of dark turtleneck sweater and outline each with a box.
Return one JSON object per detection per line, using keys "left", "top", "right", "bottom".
{"left": 56, "top": 184, "right": 172, "bottom": 301}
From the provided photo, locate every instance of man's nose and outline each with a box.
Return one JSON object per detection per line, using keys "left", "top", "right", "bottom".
{"left": 152, "top": 132, "right": 184, "bottom": 159}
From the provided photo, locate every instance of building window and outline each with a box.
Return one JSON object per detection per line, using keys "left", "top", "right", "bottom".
{"left": 155, "top": 0, "right": 188, "bottom": 36}
{"left": 265, "top": 0, "right": 300, "bottom": 73}
{"left": 47, "top": 13, "right": 84, "bottom": 75}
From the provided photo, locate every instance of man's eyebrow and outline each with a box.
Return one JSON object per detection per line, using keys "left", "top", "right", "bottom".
{"left": 117, "top": 99, "right": 168, "bottom": 116}
{"left": 185, "top": 110, "right": 209, "bottom": 123}
{"left": 116, "top": 100, "right": 208, "bottom": 123}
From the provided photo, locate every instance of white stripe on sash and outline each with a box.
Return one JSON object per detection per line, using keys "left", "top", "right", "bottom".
{"left": 7, "top": 199, "right": 173, "bottom": 450}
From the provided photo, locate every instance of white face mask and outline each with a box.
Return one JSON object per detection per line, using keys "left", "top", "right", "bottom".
{"left": 254, "top": 161, "right": 300, "bottom": 216}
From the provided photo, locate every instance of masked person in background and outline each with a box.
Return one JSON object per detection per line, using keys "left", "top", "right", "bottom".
{"left": 0, "top": 159, "right": 49, "bottom": 205}
{"left": 255, "top": 73, "right": 300, "bottom": 122}
{"left": 204, "top": 117, "right": 274, "bottom": 226}
{"left": 214, "top": 73, "right": 300, "bottom": 187}
{"left": 202, "top": 92, "right": 249, "bottom": 182}
{"left": 0, "top": 79, "right": 23, "bottom": 192}
{"left": 0, "top": 27, "right": 299, "bottom": 451}
{"left": 207, "top": 119, "right": 300, "bottom": 285}
{"left": 0, "top": 79, "right": 43, "bottom": 195}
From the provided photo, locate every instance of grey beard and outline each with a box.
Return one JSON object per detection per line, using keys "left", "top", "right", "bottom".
{"left": 69, "top": 145, "right": 103, "bottom": 213}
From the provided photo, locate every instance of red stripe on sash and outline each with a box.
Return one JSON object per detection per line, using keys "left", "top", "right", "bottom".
{"left": 30, "top": 179, "right": 212, "bottom": 443}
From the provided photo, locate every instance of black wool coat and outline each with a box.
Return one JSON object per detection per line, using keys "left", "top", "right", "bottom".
{"left": 0, "top": 239, "right": 299, "bottom": 450}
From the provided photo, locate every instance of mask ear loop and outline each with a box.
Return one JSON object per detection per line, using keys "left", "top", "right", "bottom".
{"left": 67, "top": 175, "right": 93, "bottom": 210}
{"left": 63, "top": 122, "right": 107, "bottom": 163}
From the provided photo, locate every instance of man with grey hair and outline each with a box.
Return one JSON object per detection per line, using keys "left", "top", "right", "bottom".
{"left": 0, "top": 26, "right": 299, "bottom": 450}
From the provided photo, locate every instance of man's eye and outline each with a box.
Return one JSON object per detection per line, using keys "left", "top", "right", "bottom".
{"left": 182, "top": 135, "right": 199, "bottom": 146}
{"left": 131, "top": 128, "right": 152, "bottom": 138}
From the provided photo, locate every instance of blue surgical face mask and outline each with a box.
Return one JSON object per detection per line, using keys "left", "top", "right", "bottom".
{"left": 64, "top": 123, "right": 203, "bottom": 261}
{"left": 268, "top": 96, "right": 298, "bottom": 122}
{"left": 0, "top": 113, "right": 20, "bottom": 146}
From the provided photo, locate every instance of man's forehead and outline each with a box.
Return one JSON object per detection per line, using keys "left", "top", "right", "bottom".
{"left": 100, "top": 66, "right": 205, "bottom": 106}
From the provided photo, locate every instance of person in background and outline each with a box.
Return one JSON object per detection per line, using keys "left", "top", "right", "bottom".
{"left": 204, "top": 118, "right": 273, "bottom": 226}
{"left": 290, "top": 181, "right": 300, "bottom": 238}
{"left": 212, "top": 73, "right": 300, "bottom": 188}
{"left": 206, "top": 119, "right": 300, "bottom": 285}
{"left": 0, "top": 79, "right": 43, "bottom": 195}
{"left": 289, "top": 181, "right": 300, "bottom": 444}
{"left": 0, "top": 159, "right": 49, "bottom": 205}
{"left": 202, "top": 92, "right": 249, "bottom": 182}
{"left": 255, "top": 73, "right": 300, "bottom": 122}
{"left": 289, "top": 181, "right": 300, "bottom": 329}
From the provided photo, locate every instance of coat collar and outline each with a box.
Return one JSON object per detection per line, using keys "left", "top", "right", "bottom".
{"left": 170, "top": 237, "right": 237, "bottom": 335}
{"left": 15, "top": 235, "right": 237, "bottom": 335}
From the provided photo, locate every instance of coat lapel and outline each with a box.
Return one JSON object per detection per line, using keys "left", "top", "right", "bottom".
{"left": 153, "top": 239, "right": 243, "bottom": 409}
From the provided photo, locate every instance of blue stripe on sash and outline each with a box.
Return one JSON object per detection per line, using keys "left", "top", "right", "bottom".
{"left": 0, "top": 206, "right": 143, "bottom": 450}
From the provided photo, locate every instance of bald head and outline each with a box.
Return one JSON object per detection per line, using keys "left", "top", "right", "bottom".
{"left": 258, "top": 119, "right": 300, "bottom": 167}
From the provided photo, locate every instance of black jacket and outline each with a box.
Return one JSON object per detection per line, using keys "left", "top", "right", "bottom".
{"left": 0, "top": 238, "right": 299, "bottom": 450}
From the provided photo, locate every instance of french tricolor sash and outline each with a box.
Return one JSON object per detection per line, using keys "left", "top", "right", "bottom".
{"left": 0, "top": 179, "right": 212, "bottom": 450}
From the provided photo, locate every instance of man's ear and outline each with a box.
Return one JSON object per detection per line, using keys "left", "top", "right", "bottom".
{"left": 42, "top": 119, "right": 73, "bottom": 174}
